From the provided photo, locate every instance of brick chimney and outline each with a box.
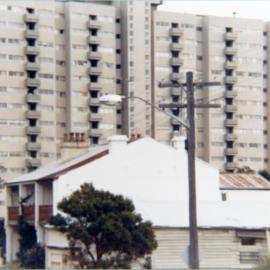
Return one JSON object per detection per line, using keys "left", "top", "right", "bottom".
{"left": 108, "top": 135, "right": 128, "bottom": 154}
{"left": 171, "top": 136, "right": 186, "bottom": 151}
{"left": 61, "top": 132, "right": 90, "bottom": 160}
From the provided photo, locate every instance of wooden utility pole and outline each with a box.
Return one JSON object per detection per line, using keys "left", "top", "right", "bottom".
{"left": 159, "top": 71, "right": 221, "bottom": 269}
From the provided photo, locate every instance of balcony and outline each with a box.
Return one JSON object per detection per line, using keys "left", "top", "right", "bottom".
{"left": 89, "top": 112, "right": 102, "bottom": 121}
{"left": 26, "top": 93, "right": 40, "bottom": 103}
{"left": 224, "top": 119, "right": 238, "bottom": 127}
{"left": 89, "top": 98, "right": 100, "bottom": 106}
{"left": 26, "top": 110, "right": 41, "bottom": 119}
{"left": 224, "top": 105, "right": 237, "bottom": 113}
{"left": 226, "top": 162, "right": 239, "bottom": 170}
{"left": 170, "top": 43, "right": 183, "bottom": 51}
{"left": 170, "top": 57, "right": 184, "bottom": 67}
{"left": 224, "top": 47, "right": 237, "bottom": 55}
{"left": 224, "top": 32, "right": 237, "bottom": 41}
{"left": 171, "top": 87, "right": 181, "bottom": 96}
{"left": 170, "top": 72, "right": 179, "bottom": 81}
{"left": 8, "top": 206, "right": 19, "bottom": 223}
{"left": 26, "top": 126, "right": 41, "bottom": 135}
{"left": 224, "top": 61, "right": 237, "bottom": 69}
{"left": 25, "top": 46, "right": 40, "bottom": 55}
{"left": 87, "top": 20, "right": 102, "bottom": 29}
{"left": 89, "top": 128, "right": 103, "bottom": 137}
{"left": 24, "top": 13, "right": 39, "bottom": 23}
{"left": 25, "top": 29, "right": 39, "bottom": 39}
{"left": 88, "top": 82, "right": 102, "bottom": 91}
{"left": 87, "top": 51, "right": 102, "bottom": 60}
{"left": 26, "top": 78, "right": 40, "bottom": 87}
{"left": 26, "top": 62, "right": 40, "bottom": 71}
{"left": 170, "top": 28, "right": 183, "bottom": 37}
{"left": 225, "top": 133, "right": 238, "bottom": 141}
{"left": 26, "top": 142, "right": 41, "bottom": 151}
{"left": 225, "top": 147, "right": 238, "bottom": 156}
{"left": 26, "top": 158, "right": 41, "bottom": 167}
{"left": 24, "top": 205, "right": 35, "bottom": 222}
{"left": 88, "top": 36, "right": 101, "bottom": 45}
{"left": 225, "top": 90, "right": 237, "bottom": 98}
{"left": 39, "top": 205, "right": 53, "bottom": 224}
{"left": 88, "top": 67, "right": 102, "bottom": 76}
{"left": 224, "top": 76, "right": 237, "bottom": 84}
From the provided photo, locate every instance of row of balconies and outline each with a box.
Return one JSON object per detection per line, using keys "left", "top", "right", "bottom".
{"left": 8, "top": 205, "right": 52, "bottom": 224}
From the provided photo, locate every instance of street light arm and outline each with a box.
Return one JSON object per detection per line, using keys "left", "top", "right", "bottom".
{"left": 129, "top": 95, "right": 189, "bottom": 129}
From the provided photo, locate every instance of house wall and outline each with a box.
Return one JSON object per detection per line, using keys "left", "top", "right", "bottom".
{"left": 44, "top": 227, "right": 269, "bottom": 269}
{"left": 221, "top": 189, "right": 270, "bottom": 205}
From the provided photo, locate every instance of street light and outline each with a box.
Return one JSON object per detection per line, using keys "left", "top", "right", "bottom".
{"left": 99, "top": 94, "right": 189, "bottom": 129}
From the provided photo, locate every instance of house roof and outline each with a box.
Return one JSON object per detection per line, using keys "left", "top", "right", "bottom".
{"left": 220, "top": 173, "right": 270, "bottom": 190}
{"left": 7, "top": 145, "right": 108, "bottom": 184}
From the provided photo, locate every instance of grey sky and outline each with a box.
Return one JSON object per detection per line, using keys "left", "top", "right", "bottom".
{"left": 160, "top": 1, "right": 270, "bottom": 21}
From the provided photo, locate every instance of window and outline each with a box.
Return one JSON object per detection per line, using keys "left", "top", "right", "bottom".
{"left": 241, "top": 238, "right": 256, "bottom": 246}
{"left": 221, "top": 193, "right": 227, "bottom": 201}
{"left": 196, "top": 26, "right": 203, "bottom": 31}
{"left": 40, "top": 73, "right": 54, "bottom": 79}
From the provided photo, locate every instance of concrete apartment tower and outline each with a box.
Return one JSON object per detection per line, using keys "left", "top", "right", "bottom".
{"left": 0, "top": 0, "right": 270, "bottom": 210}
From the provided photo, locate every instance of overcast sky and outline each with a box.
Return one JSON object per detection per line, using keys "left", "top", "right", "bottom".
{"left": 160, "top": 1, "right": 270, "bottom": 21}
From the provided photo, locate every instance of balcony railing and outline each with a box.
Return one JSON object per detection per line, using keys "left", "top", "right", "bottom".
{"left": 24, "top": 13, "right": 39, "bottom": 23}
{"left": 88, "top": 82, "right": 102, "bottom": 91}
{"left": 25, "top": 29, "right": 39, "bottom": 39}
{"left": 226, "top": 162, "right": 239, "bottom": 170}
{"left": 89, "top": 128, "right": 103, "bottom": 137}
{"left": 26, "top": 126, "right": 41, "bottom": 135}
{"left": 87, "top": 20, "right": 102, "bottom": 29}
{"left": 39, "top": 205, "right": 53, "bottom": 224}
{"left": 88, "top": 67, "right": 102, "bottom": 76}
{"left": 87, "top": 51, "right": 102, "bottom": 60}
{"left": 89, "top": 112, "right": 102, "bottom": 121}
{"left": 88, "top": 36, "right": 101, "bottom": 45}
{"left": 26, "top": 62, "right": 40, "bottom": 71}
{"left": 224, "top": 32, "right": 237, "bottom": 41}
{"left": 169, "top": 28, "right": 183, "bottom": 36}
{"left": 26, "top": 93, "right": 40, "bottom": 103}
{"left": 225, "top": 133, "right": 238, "bottom": 141}
{"left": 25, "top": 46, "right": 40, "bottom": 55}
{"left": 224, "top": 105, "right": 237, "bottom": 113}
{"left": 8, "top": 206, "right": 19, "bottom": 222}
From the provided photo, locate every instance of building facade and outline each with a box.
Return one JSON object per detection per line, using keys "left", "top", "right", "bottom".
{"left": 0, "top": 0, "right": 270, "bottom": 206}
{"left": 6, "top": 135, "right": 270, "bottom": 269}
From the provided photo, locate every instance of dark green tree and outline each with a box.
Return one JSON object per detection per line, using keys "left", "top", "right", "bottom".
{"left": 17, "top": 192, "right": 45, "bottom": 269}
{"left": 50, "top": 183, "right": 157, "bottom": 269}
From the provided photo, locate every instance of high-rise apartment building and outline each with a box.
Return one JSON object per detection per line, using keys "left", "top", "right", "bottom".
{"left": 0, "top": 0, "right": 270, "bottom": 208}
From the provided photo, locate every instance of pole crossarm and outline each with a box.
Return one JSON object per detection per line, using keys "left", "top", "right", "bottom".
{"left": 159, "top": 103, "right": 221, "bottom": 109}
{"left": 158, "top": 81, "right": 221, "bottom": 88}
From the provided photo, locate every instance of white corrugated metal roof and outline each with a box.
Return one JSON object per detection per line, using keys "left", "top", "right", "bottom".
{"left": 7, "top": 145, "right": 108, "bottom": 184}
